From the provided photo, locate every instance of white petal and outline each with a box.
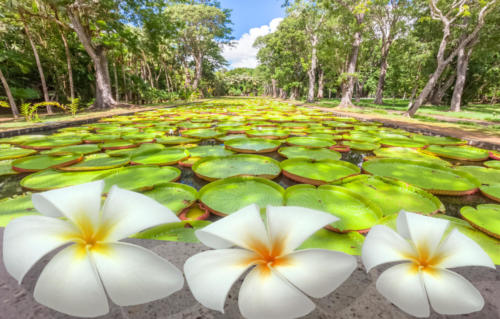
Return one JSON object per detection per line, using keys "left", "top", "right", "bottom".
{"left": 274, "top": 249, "right": 356, "bottom": 298}
{"left": 34, "top": 244, "right": 109, "bottom": 317}
{"left": 184, "top": 249, "right": 257, "bottom": 312}
{"left": 376, "top": 263, "right": 430, "bottom": 318}
{"left": 32, "top": 180, "right": 104, "bottom": 222}
{"left": 3, "top": 215, "right": 76, "bottom": 283}
{"left": 102, "top": 185, "right": 180, "bottom": 241}
{"left": 361, "top": 225, "right": 415, "bottom": 271}
{"left": 422, "top": 268, "right": 484, "bottom": 315}
{"left": 266, "top": 206, "right": 337, "bottom": 254}
{"left": 239, "top": 266, "right": 315, "bottom": 319}
{"left": 91, "top": 242, "right": 183, "bottom": 306}
{"left": 195, "top": 204, "right": 269, "bottom": 250}
{"left": 436, "top": 229, "right": 495, "bottom": 269}
{"left": 397, "top": 211, "right": 449, "bottom": 257}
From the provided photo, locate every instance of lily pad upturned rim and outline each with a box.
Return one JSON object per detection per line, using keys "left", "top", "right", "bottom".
{"left": 192, "top": 154, "right": 281, "bottom": 182}
{"left": 142, "top": 182, "right": 198, "bottom": 214}
{"left": 285, "top": 136, "right": 336, "bottom": 148}
{"left": 362, "top": 158, "right": 480, "bottom": 196}
{"left": 480, "top": 184, "right": 500, "bottom": 203}
{"left": 130, "top": 148, "right": 189, "bottom": 166}
{"left": 11, "top": 154, "right": 84, "bottom": 173}
{"left": 0, "top": 148, "right": 38, "bottom": 160}
{"left": 460, "top": 204, "right": 500, "bottom": 239}
{"left": 58, "top": 153, "right": 130, "bottom": 171}
{"left": 277, "top": 146, "right": 341, "bottom": 161}
{"left": 178, "top": 202, "right": 211, "bottom": 221}
{"left": 424, "top": 145, "right": 490, "bottom": 161}
{"left": 280, "top": 158, "right": 360, "bottom": 186}
{"left": 484, "top": 160, "right": 500, "bottom": 169}
{"left": 284, "top": 184, "right": 383, "bottom": 233}
{"left": 198, "top": 176, "right": 285, "bottom": 216}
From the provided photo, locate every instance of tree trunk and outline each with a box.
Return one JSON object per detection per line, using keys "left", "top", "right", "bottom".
{"left": 374, "top": 41, "right": 391, "bottom": 105}
{"left": 317, "top": 68, "right": 324, "bottom": 99}
{"left": 122, "top": 65, "right": 128, "bottom": 103}
{"left": 21, "top": 16, "right": 52, "bottom": 114}
{"left": 430, "top": 73, "right": 455, "bottom": 105}
{"left": 307, "top": 35, "right": 318, "bottom": 103}
{"left": 58, "top": 28, "right": 74, "bottom": 101}
{"left": 406, "top": 64, "right": 447, "bottom": 116}
{"left": 279, "top": 88, "right": 287, "bottom": 99}
{"left": 113, "top": 62, "right": 119, "bottom": 102}
{"left": 67, "top": 7, "right": 115, "bottom": 109}
{"left": 0, "top": 68, "right": 20, "bottom": 118}
{"left": 450, "top": 46, "right": 472, "bottom": 112}
{"left": 192, "top": 52, "right": 203, "bottom": 91}
{"left": 271, "top": 79, "right": 278, "bottom": 98}
{"left": 339, "top": 14, "right": 364, "bottom": 108}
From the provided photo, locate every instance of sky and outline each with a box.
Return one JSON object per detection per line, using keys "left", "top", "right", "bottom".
{"left": 219, "top": 0, "right": 286, "bottom": 69}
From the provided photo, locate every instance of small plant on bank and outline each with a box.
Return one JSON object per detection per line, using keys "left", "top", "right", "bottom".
{"left": 19, "top": 101, "right": 66, "bottom": 122}
{"left": 67, "top": 98, "right": 80, "bottom": 117}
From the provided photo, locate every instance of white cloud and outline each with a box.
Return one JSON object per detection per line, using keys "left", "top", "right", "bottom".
{"left": 222, "top": 17, "right": 283, "bottom": 69}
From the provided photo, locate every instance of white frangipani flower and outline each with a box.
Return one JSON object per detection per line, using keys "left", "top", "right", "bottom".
{"left": 362, "top": 211, "right": 495, "bottom": 318}
{"left": 3, "top": 180, "right": 184, "bottom": 318}
{"left": 184, "top": 204, "right": 357, "bottom": 319}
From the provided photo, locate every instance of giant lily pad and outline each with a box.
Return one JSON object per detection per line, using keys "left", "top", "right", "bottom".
{"left": 199, "top": 176, "right": 285, "bottom": 215}
{"left": 278, "top": 146, "right": 341, "bottom": 161}
{"left": 480, "top": 184, "right": 500, "bottom": 202}
{"left": 142, "top": 183, "right": 197, "bottom": 214}
{"left": 83, "top": 134, "right": 121, "bottom": 143}
{"left": 336, "top": 175, "right": 444, "bottom": 216}
{"left": 12, "top": 154, "right": 83, "bottom": 172}
{"left": 425, "top": 145, "right": 490, "bottom": 161}
{"left": 132, "top": 220, "right": 211, "bottom": 242}
{"left": 21, "top": 169, "right": 108, "bottom": 191}
{"left": 343, "top": 140, "right": 380, "bottom": 151}
{"left": 101, "top": 166, "right": 181, "bottom": 192}
{"left": 181, "top": 128, "right": 221, "bottom": 139}
{"left": 225, "top": 137, "right": 281, "bottom": 153}
{"left": 460, "top": 204, "right": 500, "bottom": 239}
{"left": 412, "top": 135, "right": 466, "bottom": 146}
{"left": 58, "top": 153, "right": 129, "bottom": 171}
{"left": 373, "top": 147, "right": 451, "bottom": 166}
{"left": 454, "top": 166, "right": 500, "bottom": 186}
{"left": 363, "top": 158, "right": 480, "bottom": 195}
{"left": 286, "top": 136, "right": 335, "bottom": 148}
{"left": 20, "top": 137, "right": 82, "bottom": 150}
{"left": 377, "top": 213, "right": 500, "bottom": 265}
{"left": 247, "top": 129, "right": 289, "bottom": 139}
{"left": 43, "top": 144, "right": 101, "bottom": 155}
{"left": 299, "top": 229, "right": 365, "bottom": 255}
{"left": 131, "top": 148, "right": 189, "bottom": 165}
{"left": 379, "top": 138, "right": 426, "bottom": 148}
{"left": 193, "top": 154, "right": 281, "bottom": 181}
{"left": 484, "top": 161, "right": 500, "bottom": 169}
{"left": 281, "top": 159, "right": 360, "bottom": 185}
{"left": 285, "top": 184, "right": 383, "bottom": 232}
{"left": 0, "top": 147, "right": 37, "bottom": 160}
{"left": 0, "top": 194, "right": 38, "bottom": 227}
{"left": 187, "top": 145, "right": 234, "bottom": 157}
{"left": 99, "top": 140, "right": 137, "bottom": 150}
{"left": 154, "top": 136, "right": 200, "bottom": 145}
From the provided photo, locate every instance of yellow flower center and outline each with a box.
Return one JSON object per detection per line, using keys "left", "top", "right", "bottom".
{"left": 62, "top": 215, "right": 113, "bottom": 258}
{"left": 243, "top": 236, "right": 291, "bottom": 276}
{"left": 406, "top": 241, "right": 445, "bottom": 275}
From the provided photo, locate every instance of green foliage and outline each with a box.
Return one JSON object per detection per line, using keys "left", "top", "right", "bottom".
{"left": 0, "top": 101, "right": 9, "bottom": 108}
{"left": 20, "top": 101, "right": 66, "bottom": 122}
{"left": 68, "top": 98, "right": 80, "bottom": 117}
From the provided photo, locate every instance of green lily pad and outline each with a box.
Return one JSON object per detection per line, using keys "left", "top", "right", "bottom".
{"left": 225, "top": 138, "right": 281, "bottom": 153}
{"left": 142, "top": 183, "right": 198, "bottom": 214}
{"left": 363, "top": 158, "right": 480, "bottom": 195}
{"left": 0, "top": 194, "right": 39, "bottom": 227}
{"left": 0, "top": 135, "right": 46, "bottom": 145}
{"left": 154, "top": 136, "right": 201, "bottom": 145}
{"left": 186, "top": 145, "right": 234, "bottom": 158}
{"left": 343, "top": 140, "right": 380, "bottom": 151}
{"left": 199, "top": 176, "right": 285, "bottom": 215}
{"left": 181, "top": 128, "right": 221, "bottom": 139}
{"left": 0, "top": 147, "right": 37, "bottom": 160}
{"left": 42, "top": 144, "right": 101, "bottom": 155}
{"left": 484, "top": 161, "right": 500, "bottom": 169}
{"left": 480, "top": 184, "right": 500, "bottom": 202}
{"left": 379, "top": 138, "right": 426, "bottom": 148}
{"left": 461, "top": 204, "right": 500, "bottom": 239}
{"left": 193, "top": 155, "right": 281, "bottom": 181}
{"left": 454, "top": 166, "right": 500, "bottom": 186}
{"left": 286, "top": 136, "right": 335, "bottom": 148}
{"left": 20, "top": 137, "right": 82, "bottom": 150}
{"left": 12, "top": 154, "right": 83, "bottom": 172}
{"left": 99, "top": 140, "right": 137, "bottom": 150}
{"left": 247, "top": 129, "right": 289, "bottom": 139}
{"left": 20, "top": 169, "right": 109, "bottom": 191}
{"left": 83, "top": 134, "right": 121, "bottom": 143}
{"left": 278, "top": 146, "right": 341, "bottom": 161}
{"left": 377, "top": 213, "right": 500, "bottom": 265}
{"left": 335, "top": 175, "right": 444, "bottom": 216}
{"left": 285, "top": 184, "right": 383, "bottom": 232}
{"left": 216, "top": 134, "right": 247, "bottom": 142}
{"left": 132, "top": 220, "right": 211, "bottom": 242}
{"left": 373, "top": 147, "right": 451, "bottom": 166}
{"left": 131, "top": 148, "right": 189, "bottom": 165}
{"left": 425, "top": 145, "right": 490, "bottom": 161}
{"left": 412, "top": 135, "right": 466, "bottom": 146}
{"left": 58, "top": 153, "right": 130, "bottom": 171}
{"left": 281, "top": 159, "right": 360, "bottom": 185}
{"left": 0, "top": 160, "right": 18, "bottom": 176}
{"left": 299, "top": 229, "right": 365, "bottom": 255}
{"left": 101, "top": 166, "right": 181, "bottom": 192}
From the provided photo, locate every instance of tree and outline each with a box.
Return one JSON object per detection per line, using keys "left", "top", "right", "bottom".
{"left": 405, "top": 0, "right": 497, "bottom": 116}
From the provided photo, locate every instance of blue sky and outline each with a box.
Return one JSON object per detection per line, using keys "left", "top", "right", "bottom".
{"left": 219, "top": 0, "right": 285, "bottom": 38}
{"left": 220, "top": 0, "right": 286, "bottom": 69}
